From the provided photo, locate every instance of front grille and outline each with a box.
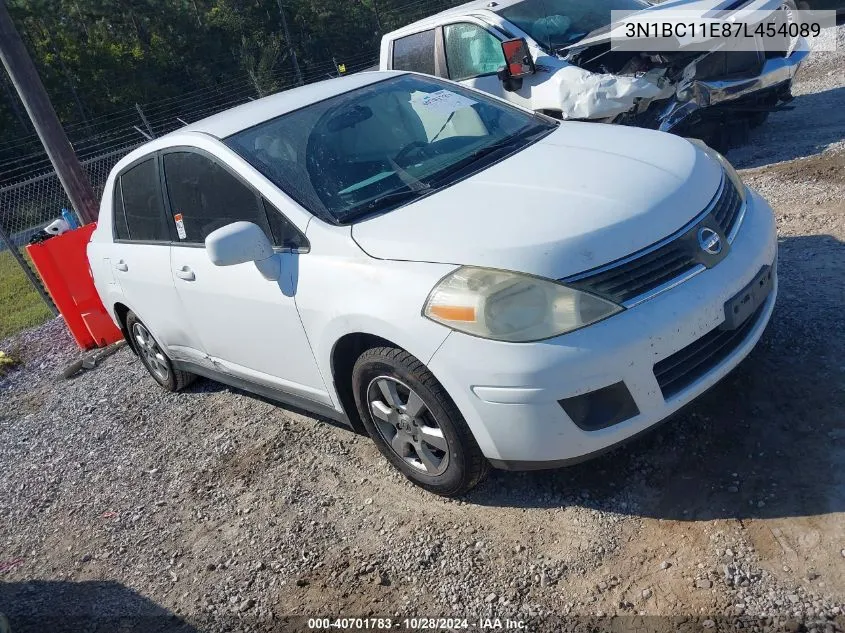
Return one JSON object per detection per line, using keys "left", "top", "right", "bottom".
{"left": 711, "top": 179, "right": 744, "bottom": 237}
{"left": 568, "top": 241, "right": 698, "bottom": 305}
{"left": 566, "top": 178, "right": 743, "bottom": 305}
{"left": 653, "top": 303, "right": 765, "bottom": 400}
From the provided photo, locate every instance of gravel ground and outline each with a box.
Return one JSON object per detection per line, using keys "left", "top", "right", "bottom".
{"left": 1, "top": 27, "right": 844, "bottom": 633}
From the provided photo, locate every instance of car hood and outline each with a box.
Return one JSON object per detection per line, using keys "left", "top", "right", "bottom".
{"left": 351, "top": 122, "right": 723, "bottom": 280}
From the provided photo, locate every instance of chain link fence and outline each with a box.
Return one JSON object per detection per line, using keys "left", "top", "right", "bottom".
{"left": 0, "top": 145, "right": 141, "bottom": 245}
{"left": 0, "top": 143, "right": 143, "bottom": 318}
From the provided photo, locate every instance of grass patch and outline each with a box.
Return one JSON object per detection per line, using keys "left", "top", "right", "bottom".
{"left": 0, "top": 249, "right": 53, "bottom": 340}
{"left": 0, "top": 350, "right": 20, "bottom": 377}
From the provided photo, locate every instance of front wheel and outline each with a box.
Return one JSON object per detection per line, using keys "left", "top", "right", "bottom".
{"left": 352, "top": 346, "right": 489, "bottom": 496}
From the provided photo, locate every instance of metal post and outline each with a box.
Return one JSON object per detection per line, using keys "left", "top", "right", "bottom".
{"left": 0, "top": 0, "right": 99, "bottom": 225}
{"left": 135, "top": 103, "right": 155, "bottom": 139}
{"left": 0, "top": 222, "right": 57, "bottom": 315}
{"left": 133, "top": 125, "right": 153, "bottom": 141}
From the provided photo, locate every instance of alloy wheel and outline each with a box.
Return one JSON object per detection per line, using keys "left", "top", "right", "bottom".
{"left": 132, "top": 322, "right": 170, "bottom": 383}
{"left": 366, "top": 376, "right": 449, "bottom": 475}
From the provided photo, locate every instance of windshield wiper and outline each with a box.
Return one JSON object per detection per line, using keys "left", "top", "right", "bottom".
{"left": 337, "top": 187, "right": 431, "bottom": 223}
{"left": 338, "top": 126, "right": 551, "bottom": 223}
{"left": 428, "top": 128, "right": 539, "bottom": 186}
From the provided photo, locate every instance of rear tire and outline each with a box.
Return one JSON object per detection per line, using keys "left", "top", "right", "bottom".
{"left": 352, "top": 346, "right": 489, "bottom": 496}
{"left": 125, "top": 311, "right": 195, "bottom": 392}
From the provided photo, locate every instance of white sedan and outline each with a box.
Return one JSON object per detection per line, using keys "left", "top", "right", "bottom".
{"left": 89, "top": 71, "right": 777, "bottom": 496}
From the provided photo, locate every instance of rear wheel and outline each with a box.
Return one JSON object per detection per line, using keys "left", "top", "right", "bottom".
{"left": 352, "top": 346, "right": 488, "bottom": 496}
{"left": 125, "top": 311, "right": 195, "bottom": 392}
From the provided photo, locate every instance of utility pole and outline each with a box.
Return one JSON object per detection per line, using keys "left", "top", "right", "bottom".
{"left": 0, "top": 0, "right": 98, "bottom": 225}
{"left": 276, "top": 0, "right": 304, "bottom": 86}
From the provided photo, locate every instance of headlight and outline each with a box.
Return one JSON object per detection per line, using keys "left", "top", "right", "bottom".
{"left": 688, "top": 138, "right": 746, "bottom": 203}
{"left": 423, "top": 267, "right": 623, "bottom": 342}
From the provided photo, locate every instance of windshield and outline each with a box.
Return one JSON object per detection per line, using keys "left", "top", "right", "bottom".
{"left": 225, "top": 74, "right": 554, "bottom": 224}
{"left": 497, "top": 0, "right": 648, "bottom": 51}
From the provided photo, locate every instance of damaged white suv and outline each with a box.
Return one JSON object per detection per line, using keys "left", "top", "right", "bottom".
{"left": 379, "top": 0, "right": 808, "bottom": 148}
{"left": 90, "top": 72, "right": 777, "bottom": 496}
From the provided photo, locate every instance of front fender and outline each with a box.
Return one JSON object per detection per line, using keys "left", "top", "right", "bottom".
{"left": 296, "top": 254, "right": 457, "bottom": 409}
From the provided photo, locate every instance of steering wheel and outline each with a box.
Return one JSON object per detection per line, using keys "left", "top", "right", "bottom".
{"left": 394, "top": 140, "right": 428, "bottom": 165}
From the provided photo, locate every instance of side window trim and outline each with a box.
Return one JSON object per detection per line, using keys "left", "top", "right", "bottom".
{"left": 434, "top": 27, "right": 447, "bottom": 78}
{"left": 159, "top": 149, "right": 209, "bottom": 247}
{"left": 111, "top": 177, "right": 130, "bottom": 241}
{"left": 112, "top": 152, "right": 173, "bottom": 245}
{"left": 160, "top": 146, "right": 305, "bottom": 251}
{"left": 443, "top": 21, "right": 505, "bottom": 82}
{"left": 156, "top": 151, "right": 180, "bottom": 243}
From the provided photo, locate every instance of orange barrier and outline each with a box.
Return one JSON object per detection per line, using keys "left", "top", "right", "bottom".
{"left": 26, "top": 223, "right": 123, "bottom": 350}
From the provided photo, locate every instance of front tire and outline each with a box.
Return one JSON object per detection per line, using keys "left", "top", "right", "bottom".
{"left": 352, "top": 346, "right": 488, "bottom": 496}
{"left": 125, "top": 311, "right": 195, "bottom": 392}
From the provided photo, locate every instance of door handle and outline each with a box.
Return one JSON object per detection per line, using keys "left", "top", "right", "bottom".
{"left": 176, "top": 266, "right": 195, "bottom": 281}
{"left": 114, "top": 261, "right": 128, "bottom": 272}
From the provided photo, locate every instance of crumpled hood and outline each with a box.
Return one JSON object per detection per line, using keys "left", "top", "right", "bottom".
{"left": 351, "top": 122, "right": 723, "bottom": 280}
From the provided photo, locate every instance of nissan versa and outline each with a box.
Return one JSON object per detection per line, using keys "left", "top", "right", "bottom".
{"left": 89, "top": 71, "right": 777, "bottom": 496}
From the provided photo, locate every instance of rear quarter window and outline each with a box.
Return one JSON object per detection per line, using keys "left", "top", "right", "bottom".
{"left": 392, "top": 29, "right": 436, "bottom": 75}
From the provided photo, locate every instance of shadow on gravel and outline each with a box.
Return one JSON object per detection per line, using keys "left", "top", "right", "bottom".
{"left": 181, "top": 374, "right": 356, "bottom": 434}
{"left": 0, "top": 580, "right": 196, "bottom": 632}
{"left": 728, "top": 86, "right": 845, "bottom": 169}
{"left": 466, "top": 234, "right": 845, "bottom": 522}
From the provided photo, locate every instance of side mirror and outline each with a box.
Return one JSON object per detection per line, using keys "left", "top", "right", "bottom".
{"left": 205, "top": 221, "right": 280, "bottom": 281}
{"left": 500, "top": 38, "right": 535, "bottom": 78}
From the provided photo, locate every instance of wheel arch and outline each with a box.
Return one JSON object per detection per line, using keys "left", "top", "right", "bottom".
{"left": 329, "top": 332, "right": 397, "bottom": 435}
{"left": 113, "top": 302, "right": 137, "bottom": 355}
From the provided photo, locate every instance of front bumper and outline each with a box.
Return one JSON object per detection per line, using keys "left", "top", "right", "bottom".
{"left": 427, "top": 188, "right": 778, "bottom": 468}
{"left": 658, "top": 42, "right": 810, "bottom": 132}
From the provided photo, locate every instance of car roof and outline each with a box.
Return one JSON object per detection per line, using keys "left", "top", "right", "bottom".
{"left": 175, "top": 71, "right": 403, "bottom": 139}
{"left": 384, "top": 0, "right": 524, "bottom": 36}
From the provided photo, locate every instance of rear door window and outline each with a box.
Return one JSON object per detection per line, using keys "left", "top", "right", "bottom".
{"left": 162, "top": 151, "right": 274, "bottom": 245}
{"left": 392, "top": 29, "right": 436, "bottom": 75}
{"left": 119, "top": 157, "right": 170, "bottom": 242}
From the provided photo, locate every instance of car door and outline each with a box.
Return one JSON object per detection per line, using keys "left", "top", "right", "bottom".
{"left": 110, "top": 155, "right": 202, "bottom": 358}
{"left": 442, "top": 22, "right": 533, "bottom": 110}
{"left": 161, "top": 149, "right": 331, "bottom": 406}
